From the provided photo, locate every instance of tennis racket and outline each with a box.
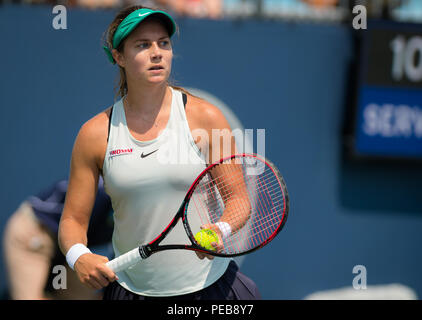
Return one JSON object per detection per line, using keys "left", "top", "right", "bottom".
{"left": 106, "top": 153, "right": 289, "bottom": 273}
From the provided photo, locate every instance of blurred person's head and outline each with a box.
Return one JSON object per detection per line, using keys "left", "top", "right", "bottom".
{"left": 301, "top": 0, "right": 338, "bottom": 8}
{"left": 103, "top": 5, "right": 178, "bottom": 98}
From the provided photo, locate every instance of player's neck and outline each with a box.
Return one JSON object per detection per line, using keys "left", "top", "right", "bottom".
{"left": 125, "top": 83, "right": 170, "bottom": 115}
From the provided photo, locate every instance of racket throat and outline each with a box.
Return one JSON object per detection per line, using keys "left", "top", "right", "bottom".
{"left": 138, "top": 245, "right": 153, "bottom": 259}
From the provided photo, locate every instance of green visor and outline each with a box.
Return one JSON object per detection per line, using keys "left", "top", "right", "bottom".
{"left": 103, "top": 8, "right": 176, "bottom": 64}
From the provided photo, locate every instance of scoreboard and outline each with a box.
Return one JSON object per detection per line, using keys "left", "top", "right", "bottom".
{"left": 352, "top": 21, "right": 422, "bottom": 159}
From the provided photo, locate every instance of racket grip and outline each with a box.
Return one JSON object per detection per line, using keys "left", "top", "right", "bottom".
{"left": 106, "top": 248, "right": 143, "bottom": 273}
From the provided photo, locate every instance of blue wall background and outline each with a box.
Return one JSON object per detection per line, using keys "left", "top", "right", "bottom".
{"left": 1, "top": 4, "right": 422, "bottom": 299}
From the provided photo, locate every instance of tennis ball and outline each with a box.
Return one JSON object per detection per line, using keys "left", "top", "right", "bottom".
{"left": 194, "top": 229, "right": 218, "bottom": 251}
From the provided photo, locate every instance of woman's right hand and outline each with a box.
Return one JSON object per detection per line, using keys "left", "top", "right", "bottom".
{"left": 74, "top": 253, "right": 118, "bottom": 290}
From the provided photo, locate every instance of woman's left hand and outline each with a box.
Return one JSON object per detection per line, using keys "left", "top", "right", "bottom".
{"left": 195, "top": 224, "right": 225, "bottom": 260}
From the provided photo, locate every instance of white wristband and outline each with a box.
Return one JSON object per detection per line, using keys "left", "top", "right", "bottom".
{"left": 215, "top": 222, "right": 232, "bottom": 240}
{"left": 66, "top": 243, "right": 91, "bottom": 270}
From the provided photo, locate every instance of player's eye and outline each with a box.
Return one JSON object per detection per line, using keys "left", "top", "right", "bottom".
{"left": 160, "top": 40, "right": 171, "bottom": 48}
{"left": 137, "top": 42, "right": 150, "bottom": 49}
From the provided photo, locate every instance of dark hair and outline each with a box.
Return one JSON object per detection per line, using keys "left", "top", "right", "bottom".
{"left": 103, "top": 5, "right": 192, "bottom": 100}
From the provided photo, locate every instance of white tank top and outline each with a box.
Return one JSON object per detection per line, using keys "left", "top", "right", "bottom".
{"left": 102, "top": 87, "right": 230, "bottom": 296}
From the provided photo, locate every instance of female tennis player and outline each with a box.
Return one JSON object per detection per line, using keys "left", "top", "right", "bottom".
{"left": 58, "top": 5, "right": 261, "bottom": 300}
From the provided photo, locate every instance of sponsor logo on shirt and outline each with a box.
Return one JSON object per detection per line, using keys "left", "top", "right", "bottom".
{"left": 140, "top": 149, "right": 158, "bottom": 159}
{"left": 109, "top": 148, "right": 133, "bottom": 157}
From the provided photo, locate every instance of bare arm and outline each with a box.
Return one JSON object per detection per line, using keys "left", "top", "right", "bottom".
{"left": 58, "top": 109, "right": 117, "bottom": 289}
{"left": 204, "top": 106, "right": 251, "bottom": 234}
{"left": 209, "top": 162, "right": 251, "bottom": 233}
{"left": 186, "top": 96, "right": 250, "bottom": 258}
{"left": 58, "top": 123, "right": 100, "bottom": 254}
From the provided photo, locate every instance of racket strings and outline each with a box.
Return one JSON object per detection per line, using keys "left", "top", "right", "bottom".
{"left": 204, "top": 162, "right": 284, "bottom": 214}
{"left": 198, "top": 173, "right": 285, "bottom": 225}
{"left": 211, "top": 180, "right": 281, "bottom": 253}
{"left": 197, "top": 166, "right": 283, "bottom": 209}
{"left": 202, "top": 176, "right": 284, "bottom": 251}
{"left": 202, "top": 180, "right": 279, "bottom": 208}
{"left": 188, "top": 157, "right": 286, "bottom": 255}
{"left": 229, "top": 178, "right": 283, "bottom": 251}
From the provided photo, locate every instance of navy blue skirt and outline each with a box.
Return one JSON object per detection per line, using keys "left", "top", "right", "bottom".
{"left": 103, "top": 260, "right": 261, "bottom": 300}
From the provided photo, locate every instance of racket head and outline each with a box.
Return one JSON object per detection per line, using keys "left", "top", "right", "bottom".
{"left": 182, "top": 153, "right": 289, "bottom": 257}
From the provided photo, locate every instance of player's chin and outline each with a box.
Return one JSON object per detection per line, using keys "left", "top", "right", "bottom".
{"left": 146, "top": 70, "right": 169, "bottom": 80}
{"left": 146, "top": 76, "right": 168, "bottom": 84}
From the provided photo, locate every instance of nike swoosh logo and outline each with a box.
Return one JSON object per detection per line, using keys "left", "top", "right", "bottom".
{"left": 141, "top": 149, "right": 158, "bottom": 158}
{"left": 139, "top": 13, "right": 150, "bottom": 17}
